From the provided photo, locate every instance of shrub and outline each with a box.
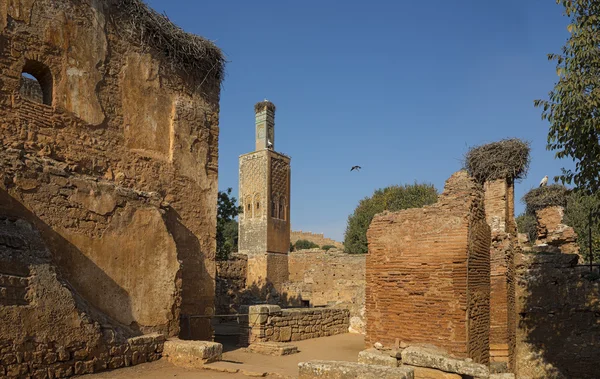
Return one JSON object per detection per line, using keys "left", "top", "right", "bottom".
{"left": 322, "top": 245, "right": 336, "bottom": 251}
{"left": 294, "top": 239, "right": 319, "bottom": 250}
{"left": 343, "top": 182, "right": 438, "bottom": 254}
{"left": 516, "top": 213, "right": 537, "bottom": 244}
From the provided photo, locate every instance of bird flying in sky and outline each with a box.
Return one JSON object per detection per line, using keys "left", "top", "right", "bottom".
{"left": 539, "top": 175, "right": 548, "bottom": 187}
{"left": 351, "top": 165, "right": 361, "bottom": 172}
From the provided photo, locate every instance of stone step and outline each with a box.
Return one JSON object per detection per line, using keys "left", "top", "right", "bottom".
{"left": 247, "top": 342, "right": 299, "bottom": 356}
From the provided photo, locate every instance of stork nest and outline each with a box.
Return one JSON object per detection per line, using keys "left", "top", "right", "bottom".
{"left": 254, "top": 100, "right": 276, "bottom": 114}
{"left": 110, "top": 0, "right": 225, "bottom": 88}
{"left": 465, "top": 138, "right": 531, "bottom": 183}
{"left": 522, "top": 184, "right": 570, "bottom": 214}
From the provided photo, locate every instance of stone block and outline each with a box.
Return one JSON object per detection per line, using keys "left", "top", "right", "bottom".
{"left": 247, "top": 342, "right": 299, "bottom": 356}
{"left": 298, "top": 360, "right": 414, "bottom": 379}
{"left": 280, "top": 326, "right": 292, "bottom": 342}
{"left": 163, "top": 339, "right": 222, "bottom": 367}
{"left": 248, "top": 305, "right": 281, "bottom": 325}
{"left": 409, "top": 366, "right": 461, "bottom": 379}
{"left": 357, "top": 349, "right": 399, "bottom": 367}
{"left": 401, "top": 347, "right": 489, "bottom": 378}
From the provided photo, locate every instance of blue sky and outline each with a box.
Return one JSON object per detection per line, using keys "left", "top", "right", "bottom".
{"left": 148, "top": 0, "right": 574, "bottom": 242}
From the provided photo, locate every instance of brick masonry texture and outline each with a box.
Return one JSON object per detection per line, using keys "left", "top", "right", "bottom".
{"left": 239, "top": 305, "right": 349, "bottom": 346}
{"left": 484, "top": 179, "right": 517, "bottom": 371}
{"left": 515, "top": 252, "right": 600, "bottom": 379}
{"left": 366, "top": 171, "right": 491, "bottom": 364}
{"left": 290, "top": 231, "right": 344, "bottom": 249}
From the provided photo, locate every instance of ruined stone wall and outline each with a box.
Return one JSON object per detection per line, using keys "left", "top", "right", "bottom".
{"left": 290, "top": 231, "right": 343, "bottom": 249}
{"left": 0, "top": 0, "right": 221, "bottom": 340}
{"left": 239, "top": 305, "right": 349, "bottom": 346}
{"left": 0, "top": 216, "right": 166, "bottom": 377}
{"left": 535, "top": 206, "right": 579, "bottom": 255}
{"left": 516, "top": 252, "right": 600, "bottom": 379}
{"left": 366, "top": 171, "right": 491, "bottom": 363}
{"left": 284, "top": 250, "right": 365, "bottom": 333}
{"left": 215, "top": 254, "right": 247, "bottom": 316}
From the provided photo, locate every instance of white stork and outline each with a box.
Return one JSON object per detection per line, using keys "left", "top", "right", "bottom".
{"left": 539, "top": 175, "right": 548, "bottom": 187}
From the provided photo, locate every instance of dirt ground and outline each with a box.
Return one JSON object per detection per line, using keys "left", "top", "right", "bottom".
{"left": 80, "top": 333, "right": 365, "bottom": 379}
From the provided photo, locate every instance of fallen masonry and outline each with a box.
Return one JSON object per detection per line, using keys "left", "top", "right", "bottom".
{"left": 298, "top": 360, "right": 415, "bottom": 379}
{"left": 162, "top": 339, "right": 223, "bottom": 368}
{"left": 247, "top": 342, "right": 299, "bottom": 356}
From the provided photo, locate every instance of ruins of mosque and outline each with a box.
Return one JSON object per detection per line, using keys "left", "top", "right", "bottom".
{"left": 0, "top": 0, "right": 224, "bottom": 375}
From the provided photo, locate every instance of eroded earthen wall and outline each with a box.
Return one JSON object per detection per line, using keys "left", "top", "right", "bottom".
{"left": 216, "top": 254, "right": 247, "bottom": 317}
{"left": 516, "top": 252, "right": 600, "bottom": 379}
{"left": 366, "top": 171, "right": 491, "bottom": 363}
{"left": 285, "top": 250, "right": 365, "bottom": 333}
{"left": 0, "top": 216, "right": 166, "bottom": 377}
{"left": 0, "top": 0, "right": 220, "bottom": 340}
{"left": 290, "top": 231, "right": 344, "bottom": 249}
{"left": 535, "top": 206, "right": 579, "bottom": 255}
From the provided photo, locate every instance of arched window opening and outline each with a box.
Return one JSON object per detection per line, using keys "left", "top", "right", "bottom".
{"left": 254, "top": 193, "right": 261, "bottom": 216}
{"left": 20, "top": 60, "right": 53, "bottom": 105}
{"left": 280, "top": 197, "right": 286, "bottom": 221}
{"left": 245, "top": 196, "right": 253, "bottom": 219}
{"left": 271, "top": 196, "right": 277, "bottom": 218}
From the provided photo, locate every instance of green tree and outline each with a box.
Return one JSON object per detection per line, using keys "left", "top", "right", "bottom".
{"left": 516, "top": 213, "right": 537, "bottom": 244}
{"left": 535, "top": 0, "right": 600, "bottom": 193}
{"left": 343, "top": 183, "right": 438, "bottom": 254}
{"left": 564, "top": 191, "right": 600, "bottom": 263}
{"left": 216, "top": 188, "right": 241, "bottom": 260}
{"left": 294, "top": 239, "right": 319, "bottom": 250}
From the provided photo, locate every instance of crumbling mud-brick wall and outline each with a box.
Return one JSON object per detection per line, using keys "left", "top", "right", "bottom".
{"left": 290, "top": 231, "right": 344, "bottom": 249}
{"left": 285, "top": 250, "right": 365, "bottom": 333}
{"left": 484, "top": 179, "right": 517, "bottom": 371}
{"left": 239, "top": 305, "right": 349, "bottom": 346}
{"left": 366, "top": 171, "right": 491, "bottom": 364}
{"left": 0, "top": 0, "right": 224, "bottom": 340}
{"left": 516, "top": 252, "right": 600, "bottom": 379}
{"left": 535, "top": 206, "right": 579, "bottom": 255}
{"left": 0, "top": 216, "right": 166, "bottom": 377}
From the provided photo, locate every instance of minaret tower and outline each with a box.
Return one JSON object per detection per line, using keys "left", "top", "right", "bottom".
{"left": 238, "top": 100, "right": 291, "bottom": 291}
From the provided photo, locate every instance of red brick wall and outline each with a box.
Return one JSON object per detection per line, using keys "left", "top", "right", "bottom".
{"left": 484, "top": 179, "right": 517, "bottom": 371}
{"left": 366, "top": 171, "right": 491, "bottom": 363}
